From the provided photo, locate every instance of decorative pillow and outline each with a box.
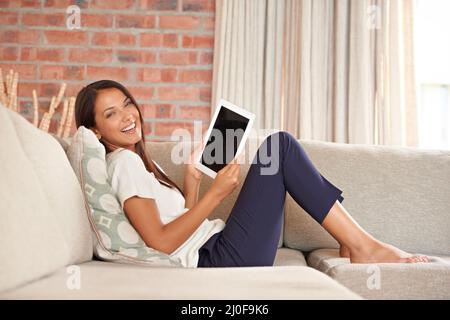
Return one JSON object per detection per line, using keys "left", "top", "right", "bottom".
{"left": 66, "top": 126, "right": 182, "bottom": 267}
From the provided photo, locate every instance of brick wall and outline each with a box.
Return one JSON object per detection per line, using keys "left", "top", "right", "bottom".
{"left": 0, "top": 0, "right": 215, "bottom": 141}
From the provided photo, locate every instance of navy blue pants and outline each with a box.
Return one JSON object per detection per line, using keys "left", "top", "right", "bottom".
{"left": 197, "top": 131, "right": 344, "bottom": 267}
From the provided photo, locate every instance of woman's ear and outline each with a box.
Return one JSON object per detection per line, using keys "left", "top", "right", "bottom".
{"left": 90, "top": 127, "right": 101, "bottom": 140}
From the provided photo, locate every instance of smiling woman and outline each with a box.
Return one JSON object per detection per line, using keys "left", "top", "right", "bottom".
{"left": 74, "top": 80, "right": 184, "bottom": 197}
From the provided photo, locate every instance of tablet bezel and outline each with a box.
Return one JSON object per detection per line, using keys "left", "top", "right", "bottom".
{"left": 194, "top": 99, "right": 255, "bottom": 179}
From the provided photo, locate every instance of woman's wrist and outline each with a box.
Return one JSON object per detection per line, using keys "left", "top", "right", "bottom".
{"left": 205, "top": 189, "right": 222, "bottom": 206}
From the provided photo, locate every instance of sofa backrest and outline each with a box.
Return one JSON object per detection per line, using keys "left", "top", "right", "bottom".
{"left": 284, "top": 140, "right": 450, "bottom": 256}
{"left": 0, "top": 106, "right": 93, "bottom": 293}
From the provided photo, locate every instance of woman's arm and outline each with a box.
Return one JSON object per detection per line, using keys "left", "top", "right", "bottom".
{"left": 183, "top": 173, "right": 201, "bottom": 209}
{"left": 123, "top": 190, "right": 221, "bottom": 255}
{"left": 124, "top": 160, "right": 240, "bottom": 255}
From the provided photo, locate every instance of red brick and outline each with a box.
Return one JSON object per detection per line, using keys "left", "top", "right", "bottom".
{"left": 127, "top": 86, "right": 155, "bottom": 101}
{"left": 18, "top": 30, "right": 40, "bottom": 44}
{"left": 0, "top": 30, "right": 40, "bottom": 44}
{"left": 82, "top": 14, "right": 113, "bottom": 28}
{"left": 87, "top": 66, "right": 128, "bottom": 81}
{"left": 200, "top": 51, "right": 213, "bottom": 64}
{"left": 203, "top": 17, "right": 215, "bottom": 30}
{"left": 155, "top": 121, "right": 195, "bottom": 137}
{"left": 0, "top": 63, "right": 37, "bottom": 80}
{"left": 142, "top": 104, "right": 175, "bottom": 118}
{"left": 22, "top": 13, "right": 65, "bottom": 27}
{"left": 160, "top": 51, "right": 197, "bottom": 65}
{"left": 21, "top": 47, "right": 65, "bottom": 62}
{"left": 179, "top": 70, "right": 212, "bottom": 83}
{"left": 0, "top": 11, "right": 19, "bottom": 24}
{"left": 158, "top": 87, "right": 199, "bottom": 101}
{"left": 116, "top": 50, "right": 156, "bottom": 64}
{"left": 18, "top": 82, "right": 59, "bottom": 97}
{"left": 45, "top": 30, "right": 87, "bottom": 45}
{"left": 143, "top": 121, "right": 153, "bottom": 135}
{"left": 69, "top": 48, "right": 113, "bottom": 63}
{"left": 116, "top": 14, "right": 156, "bottom": 29}
{"left": 139, "top": 0, "right": 177, "bottom": 11}
{"left": 140, "top": 33, "right": 177, "bottom": 48}
{"left": 0, "top": 0, "right": 20, "bottom": 7}
{"left": 182, "top": 35, "right": 214, "bottom": 49}
{"left": 137, "top": 68, "right": 177, "bottom": 82}
{"left": 40, "top": 65, "right": 84, "bottom": 81}
{"left": 162, "top": 34, "right": 178, "bottom": 47}
{"left": 0, "top": 47, "right": 18, "bottom": 61}
{"left": 0, "top": 0, "right": 39, "bottom": 8}
{"left": 159, "top": 16, "right": 200, "bottom": 30}
{"left": 44, "top": 0, "right": 88, "bottom": 8}
{"left": 91, "top": 0, "right": 134, "bottom": 10}
{"left": 92, "top": 32, "right": 135, "bottom": 47}
{"left": 199, "top": 87, "right": 211, "bottom": 102}
{"left": 65, "top": 83, "right": 84, "bottom": 97}
{"left": 182, "top": 0, "right": 215, "bottom": 12}
{"left": 179, "top": 105, "right": 211, "bottom": 120}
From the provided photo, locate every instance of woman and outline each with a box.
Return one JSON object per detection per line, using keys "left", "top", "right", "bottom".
{"left": 75, "top": 80, "right": 429, "bottom": 268}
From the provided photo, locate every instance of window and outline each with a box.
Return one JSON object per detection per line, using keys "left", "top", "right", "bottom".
{"left": 414, "top": 0, "right": 450, "bottom": 150}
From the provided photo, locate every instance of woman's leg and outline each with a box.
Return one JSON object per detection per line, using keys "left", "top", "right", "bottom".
{"left": 322, "top": 201, "right": 429, "bottom": 263}
{"left": 197, "top": 131, "right": 428, "bottom": 268}
{"left": 198, "top": 131, "right": 344, "bottom": 267}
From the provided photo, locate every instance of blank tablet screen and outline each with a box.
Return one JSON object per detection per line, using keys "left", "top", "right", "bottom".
{"left": 200, "top": 106, "right": 250, "bottom": 173}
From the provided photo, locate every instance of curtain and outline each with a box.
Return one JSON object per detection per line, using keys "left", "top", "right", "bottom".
{"left": 212, "top": 0, "right": 285, "bottom": 133}
{"left": 213, "top": 0, "right": 418, "bottom": 146}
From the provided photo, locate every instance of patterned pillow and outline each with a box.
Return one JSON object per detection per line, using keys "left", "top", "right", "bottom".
{"left": 66, "top": 126, "right": 182, "bottom": 267}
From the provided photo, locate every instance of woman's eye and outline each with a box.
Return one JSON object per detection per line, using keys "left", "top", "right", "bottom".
{"left": 106, "top": 111, "right": 115, "bottom": 118}
{"left": 125, "top": 100, "right": 132, "bottom": 107}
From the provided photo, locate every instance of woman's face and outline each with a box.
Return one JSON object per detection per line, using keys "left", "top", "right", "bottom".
{"left": 91, "top": 87, "right": 142, "bottom": 152}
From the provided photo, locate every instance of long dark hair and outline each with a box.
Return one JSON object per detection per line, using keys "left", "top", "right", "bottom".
{"left": 74, "top": 79, "right": 184, "bottom": 198}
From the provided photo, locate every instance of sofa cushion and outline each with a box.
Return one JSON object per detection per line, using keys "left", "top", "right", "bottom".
{"left": 0, "top": 260, "right": 361, "bottom": 299}
{"left": 274, "top": 248, "right": 307, "bottom": 266}
{"left": 0, "top": 105, "right": 93, "bottom": 293}
{"left": 307, "top": 248, "right": 450, "bottom": 300}
{"left": 284, "top": 140, "right": 450, "bottom": 255}
{"left": 66, "top": 126, "right": 182, "bottom": 267}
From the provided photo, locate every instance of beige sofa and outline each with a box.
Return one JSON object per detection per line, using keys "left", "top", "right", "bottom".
{"left": 1, "top": 105, "right": 449, "bottom": 300}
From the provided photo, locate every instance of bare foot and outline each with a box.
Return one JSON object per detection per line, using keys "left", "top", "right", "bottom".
{"left": 349, "top": 240, "right": 430, "bottom": 264}
{"left": 339, "top": 245, "right": 351, "bottom": 258}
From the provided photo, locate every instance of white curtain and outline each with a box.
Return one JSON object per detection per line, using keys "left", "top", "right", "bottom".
{"left": 212, "top": 0, "right": 285, "bottom": 132}
{"left": 213, "top": 0, "right": 418, "bottom": 146}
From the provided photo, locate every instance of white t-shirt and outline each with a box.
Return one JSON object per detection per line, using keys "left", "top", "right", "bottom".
{"left": 106, "top": 148, "right": 225, "bottom": 268}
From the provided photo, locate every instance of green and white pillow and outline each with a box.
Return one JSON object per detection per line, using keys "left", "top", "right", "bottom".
{"left": 66, "top": 126, "right": 182, "bottom": 267}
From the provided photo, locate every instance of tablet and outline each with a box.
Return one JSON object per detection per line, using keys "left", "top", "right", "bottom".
{"left": 194, "top": 99, "right": 255, "bottom": 179}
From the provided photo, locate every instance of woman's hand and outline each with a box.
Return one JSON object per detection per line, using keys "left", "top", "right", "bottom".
{"left": 184, "top": 138, "right": 205, "bottom": 182}
{"left": 207, "top": 158, "right": 241, "bottom": 203}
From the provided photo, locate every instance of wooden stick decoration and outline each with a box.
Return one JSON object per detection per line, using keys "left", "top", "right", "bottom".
{"left": 5, "top": 71, "right": 11, "bottom": 108}
{"left": 53, "top": 82, "right": 66, "bottom": 112}
{"left": 63, "top": 97, "right": 75, "bottom": 138}
{"left": 57, "top": 98, "right": 69, "bottom": 138}
{"left": 9, "top": 71, "right": 18, "bottom": 111}
{"left": 0, "top": 68, "right": 6, "bottom": 106}
{"left": 39, "top": 96, "right": 55, "bottom": 132}
{"left": 32, "top": 89, "right": 39, "bottom": 127}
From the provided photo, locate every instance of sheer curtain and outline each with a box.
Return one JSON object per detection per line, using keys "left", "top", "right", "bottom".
{"left": 213, "top": 0, "right": 418, "bottom": 146}
{"left": 212, "top": 0, "right": 284, "bottom": 133}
